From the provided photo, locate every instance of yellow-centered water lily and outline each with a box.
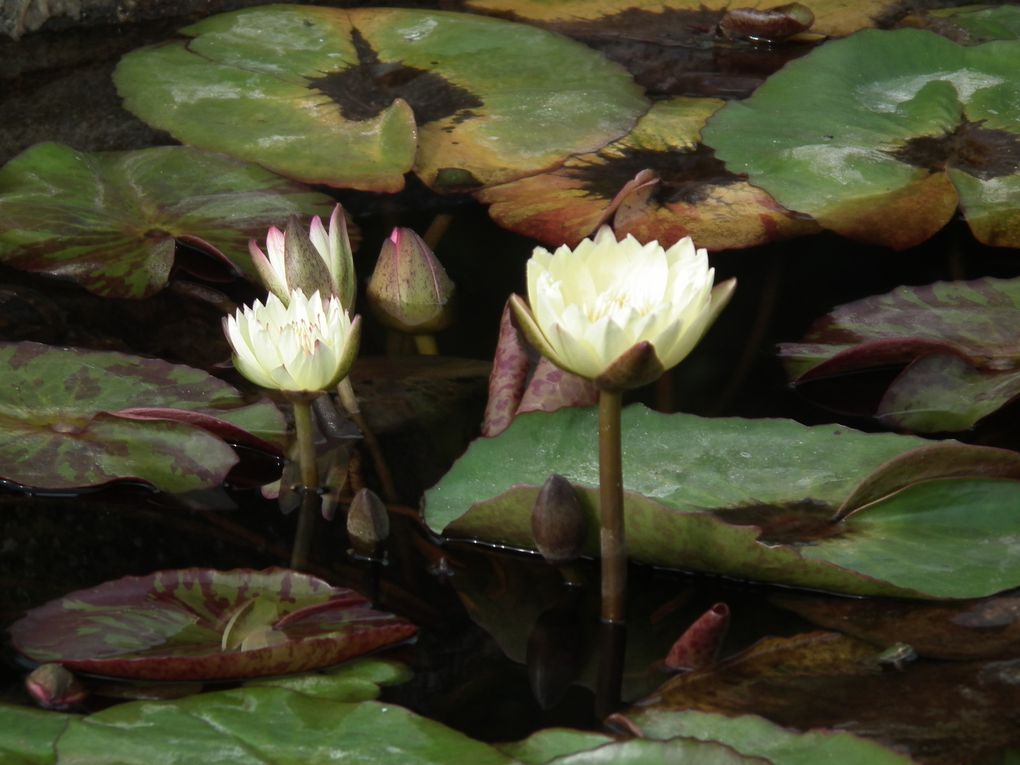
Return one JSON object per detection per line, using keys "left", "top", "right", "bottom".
{"left": 510, "top": 226, "right": 735, "bottom": 391}
{"left": 223, "top": 289, "right": 360, "bottom": 394}
{"left": 248, "top": 205, "right": 356, "bottom": 311}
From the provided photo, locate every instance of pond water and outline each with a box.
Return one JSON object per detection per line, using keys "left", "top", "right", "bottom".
{"left": 3, "top": 3, "right": 1020, "bottom": 764}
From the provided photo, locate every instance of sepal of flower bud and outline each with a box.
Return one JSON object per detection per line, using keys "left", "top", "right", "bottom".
{"left": 284, "top": 214, "right": 335, "bottom": 302}
{"left": 531, "top": 473, "right": 588, "bottom": 564}
{"left": 347, "top": 487, "right": 390, "bottom": 558}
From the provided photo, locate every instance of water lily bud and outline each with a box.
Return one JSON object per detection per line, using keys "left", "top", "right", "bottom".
{"left": 347, "top": 487, "right": 390, "bottom": 558}
{"left": 25, "top": 663, "right": 88, "bottom": 710}
{"left": 531, "top": 473, "right": 587, "bottom": 563}
{"left": 249, "top": 205, "right": 356, "bottom": 311}
{"left": 367, "top": 227, "right": 456, "bottom": 333}
{"left": 665, "top": 603, "right": 730, "bottom": 672}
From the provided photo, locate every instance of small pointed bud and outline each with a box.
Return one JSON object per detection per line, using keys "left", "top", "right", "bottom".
{"left": 284, "top": 215, "right": 334, "bottom": 299}
{"left": 367, "top": 227, "right": 456, "bottom": 333}
{"left": 664, "top": 603, "right": 730, "bottom": 672}
{"left": 347, "top": 487, "right": 390, "bottom": 558}
{"left": 25, "top": 663, "right": 89, "bottom": 710}
{"left": 531, "top": 474, "right": 588, "bottom": 563}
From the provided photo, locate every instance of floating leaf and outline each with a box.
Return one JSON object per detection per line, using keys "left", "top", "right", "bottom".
{"left": 9, "top": 568, "right": 417, "bottom": 681}
{"left": 619, "top": 631, "right": 1020, "bottom": 764}
{"left": 703, "top": 29, "right": 1020, "bottom": 249}
{"left": 480, "top": 98, "right": 815, "bottom": 249}
{"left": 424, "top": 405, "right": 1020, "bottom": 598}
{"left": 0, "top": 703, "right": 70, "bottom": 765}
{"left": 0, "top": 143, "right": 334, "bottom": 298}
{"left": 0, "top": 342, "right": 286, "bottom": 492}
{"left": 114, "top": 6, "right": 647, "bottom": 193}
{"left": 781, "top": 276, "right": 1020, "bottom": 432}
{"left": 617, "top": 708, "right": 916, "bottom": 765}
{"left": 774, "top": 590, "right": 1020, "bottom": 661}
{"left": 902, "top": 5, "right": 1020, "bottom": 44}
{"left": 464, "top": 0, "right": 901, "bottom": 38}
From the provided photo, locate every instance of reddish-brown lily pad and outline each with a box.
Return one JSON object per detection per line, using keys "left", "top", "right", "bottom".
{"left": 114, "top": 6, "right": 647, "bottom": 193}
{"left": 9, "top": 568, "right": 418, "bottom": 681}
{"left": 479, "top": 98, "right": 815, "bottom": 250}
{"left": 781, "top": 276, "right": 1020, "bottom": 432}
{"left": 0, "top": 341, "right": 286, "bottom": 493}
{"left": 0, "top": 143, "right": 335, "bottom": 299}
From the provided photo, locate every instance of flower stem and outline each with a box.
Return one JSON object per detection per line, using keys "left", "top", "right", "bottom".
{"left": 598, "top": 389, "right": 626, "bottom": 624}
{"left": 337, "top": 377, "right": 400, "bottom": 503}
{"left": 290, "top": 396, "right": 320, "bottom": 570}
{"left": 414, "top": 334, "right": 439, "bottom": 355}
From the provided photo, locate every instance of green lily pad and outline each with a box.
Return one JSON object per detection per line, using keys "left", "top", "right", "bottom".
{"left": 903, "top": 5, "right": 1020, "bottom": 44}
{"left": 618, "top": 708, "right": 916, "bottom": 765}
{"left": 0, "top": 704, "right": 71, "bottom": 765}
{"left": 9, "top": 568, "right": 417, "bottom": 681}
{"left": 0, "top": 341, "right": 286, "bottom": 492}
{"left": 703, "top": 29, "right": 1020, "bottom": 249}
{"left": 0, "top": 143, "right": 334, "bottom": 299}
{"left": 114, "top": 6, "right": 647, "bottom": 193}
{"left": 619, "top": 631, "right": 1020, "bottom": 764}
{"left": 780, "top": 276, "right": 1020, "bottom": 432}
{"left": 424, "top": 405, "right": 1020, "bottom": 598}
{"left": 479, "top": 98, "right": 816, "bottom": 250}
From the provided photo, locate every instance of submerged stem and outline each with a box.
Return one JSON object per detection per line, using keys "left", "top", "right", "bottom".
{"left": 598, "top": 389, "right": 626, "bottom": 624}
{"left": 337, "top": 377, "right": 400, "bottom": 503}
{"left": 290, "top": 396, "right": 320, "bottom": 570}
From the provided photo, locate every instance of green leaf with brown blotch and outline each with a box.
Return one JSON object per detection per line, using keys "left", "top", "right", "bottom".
{"left": 0, "top": 143, "right": 335, "bottom": 298}
{"left": 780, "top": 276, "right": 1020, "bottom": 432}
{"left": 0, "top": 342, "right": 286, "bottom": 492}
{"left": 703, "top": 29, "right": 1020, "bottom": 249}
{"left": 9, "top": 568, "right": 417, "bottom": 681}
{"left": 114, "top": 6, "right": 647, "bottom": 193}
{"left": 478, "top": 98, "right": 816, "bottom": 250}
{"left": 424, "top": 405, "right": 1020, "bottom": 598}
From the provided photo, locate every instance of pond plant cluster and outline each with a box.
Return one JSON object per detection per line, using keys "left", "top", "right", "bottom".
{"left": 3, "top": 1, "right": 1020, "bottom": 763}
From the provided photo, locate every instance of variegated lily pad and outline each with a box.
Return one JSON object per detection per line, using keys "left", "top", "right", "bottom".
{"left": 780, "top": 276, "right": 1020, "bottom": 432}
{"left": 703, "top": 29, "right": 1020, "bottom": 249}
{"left": 902, "top": 5, "right": 1020, "bottom": 44}
{"left": 464, "top": 0, "right": 902, "bottom": 38}
{"left": 9, "top": 568, "right": 417, "bottom": 680}
{"left": 424, "top": 405, "right": 1020, "bottom": 599}
{"left": 479, "top": 98, "right": 816, "bottom": 249}
{"left": 0, "top": 342, "right": 286, "bottom": 493}
{"left": 0, "top": 143, "right": 335, "bottom": 298}
{"left": 114, "top": 6, "right": 647, "bottom": 193}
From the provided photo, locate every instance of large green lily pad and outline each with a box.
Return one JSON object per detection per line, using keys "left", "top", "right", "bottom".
{"left": 114, "top": 6, "right": 647, "bottom": 193}
{"left": 619, "top": 631, "right": 1020, "bottom": 764}
{"left": 0, "top": 143, "right": 334, "bottom": 298}
{"left": 424, "top": 405, "right": 1020, "bottom": 599}
{"left": 479, "top": 98, "right": 815, "bottom": 250}
{"left": 780, "top": 276, "right": 1020, "bottom": 432}
{"left": 9, "top": 568, "right": 417, "bottom": 681}
{"left": 703, "top": 29, "right": 1020, "bottom": 249}
{"left": 0, "top": 342, "right": 286, "bottom": 493}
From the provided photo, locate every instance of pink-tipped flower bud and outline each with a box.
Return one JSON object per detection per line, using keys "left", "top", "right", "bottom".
{"left": 367, "top": 227, "right": 456, "bottom": 333}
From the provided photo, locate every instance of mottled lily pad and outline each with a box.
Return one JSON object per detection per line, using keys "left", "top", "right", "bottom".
{"left": 0, "top": 342, "right": 286, "bottom": 493}
{"left": 9, "top": 568, "right": 417, "bottom": 681}
{"left": 479, "top": 98, "right": 815, "bottom": 249}
{"left": 780, "top": 276, "right": 1020, "bottom": 432}
{"left": 0, "top": 143, "right": 335, "bottom": 298}
{"left": 424, "top": 405, "right": 1020, "bottom": 598}
{"left": 619, "top": 631, "right": 1020, "bottom": 764}
{"left": 464, "top": 0, "right": 902, "bottom": 38}
{"left": 114, "top": 5, "right": 647, "bottom": 193}
{"left": 703, "top": 29, "right": 1020, "bottom": 249}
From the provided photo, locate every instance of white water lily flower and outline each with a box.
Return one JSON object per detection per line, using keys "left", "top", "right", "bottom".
{"left": 510, "top": 226, "right": 735, "bottom": 391}
{"left": 248, "top": 204, "right": 356, "bottom": 311}
{"left": 223, "top": 289, "right": 361, "bottom": 393}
